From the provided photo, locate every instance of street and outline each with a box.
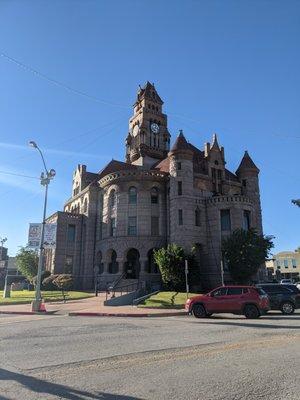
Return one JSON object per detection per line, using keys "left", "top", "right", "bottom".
{"left": 0, "top": 313, "right": 299, "bottom": 400}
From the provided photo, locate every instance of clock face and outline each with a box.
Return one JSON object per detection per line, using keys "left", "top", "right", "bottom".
{"left": 132, "top": 125, "right": 139, "bottom": 137}
{"left": 151, "top": 123, "right": 159, "bottom": 133}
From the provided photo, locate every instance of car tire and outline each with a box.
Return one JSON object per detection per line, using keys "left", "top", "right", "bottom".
{"left": 192, "top": 304, "right": 207, "bottom": 318}
{"left": 244, "top": 305, "right": 260, "bottom": 319}
{"left": 281, "top": 302, "right": 295, "bottom": 315}
{"left": 206, "top": 312, "right": 213, "bottom": 317}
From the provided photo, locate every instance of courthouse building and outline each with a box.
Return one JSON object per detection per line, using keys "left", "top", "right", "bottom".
{"left": 45, "top": 82, "right": 263, "bottom": 290}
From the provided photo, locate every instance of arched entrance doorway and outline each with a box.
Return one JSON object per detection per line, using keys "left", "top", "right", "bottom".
{"left": 124, "top": 249, "right": 140, "bottom": 279}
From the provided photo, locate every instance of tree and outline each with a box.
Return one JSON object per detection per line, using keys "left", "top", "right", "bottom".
{"left": 15, "top": 247, "right": 39, "bottom": 282}
{"left": 154, "top": 244, "right": 185, "bottom": 291}
{"left": 222, "top": 228, "right": 274, "bottom": 284}
{"left": 153, "top": 244, "right": 200, "bottom": 291}
{"left": 52, "top": 274, "right": 73, "bottom": 302}
{"left": 292, "top": 199, "right": 300, "bottom": 207}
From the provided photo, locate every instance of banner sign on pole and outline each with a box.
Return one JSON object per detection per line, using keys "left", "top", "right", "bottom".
{"left": 43, "top": 224, "right": 57, "bottom": 249}
{"left": 28, "top": 223, "right": 42, "bottom": 249}
{"left": 28, "top": 223, "right": 57, "bottom": 249}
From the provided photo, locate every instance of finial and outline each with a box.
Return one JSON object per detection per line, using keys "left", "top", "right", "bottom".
{"left": 179, "top": 129, "right": 183, "bottom": 136}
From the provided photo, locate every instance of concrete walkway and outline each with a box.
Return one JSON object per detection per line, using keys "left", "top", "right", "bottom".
{"left": 0, "top": 293, "right": 187, "bottom": 317}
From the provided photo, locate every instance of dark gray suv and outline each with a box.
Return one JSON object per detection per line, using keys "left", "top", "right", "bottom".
{"left": 256, "top": 284, "right": 300, "bottom": 315}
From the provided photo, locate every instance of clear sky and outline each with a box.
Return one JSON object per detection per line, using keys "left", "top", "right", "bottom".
{"left": 0, "top": 0, "right": 299, "bottom": 256}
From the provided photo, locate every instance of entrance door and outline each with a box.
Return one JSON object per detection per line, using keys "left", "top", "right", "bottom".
{"left": 125, "top": 249, "right": 140, "bottom": 279}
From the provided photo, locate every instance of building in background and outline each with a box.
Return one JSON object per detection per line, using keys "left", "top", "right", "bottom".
{"left": 266, "top": 251, "right": 300, "bottom": 281}
{"left": 45, "top": 82, "right": 264, "bottom": 290}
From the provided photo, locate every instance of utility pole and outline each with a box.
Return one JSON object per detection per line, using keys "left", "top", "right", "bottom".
{"left": 185, "top": 259, "right": 189, "bottom": 300}
{"left": 1, "top": 237, "right": 9, "bottom": 298}
{"left": 29, "top": 141, "right": 56, "bottom": 312}
{"left": 220, "top": 259, "right": 225, "bottom": 286}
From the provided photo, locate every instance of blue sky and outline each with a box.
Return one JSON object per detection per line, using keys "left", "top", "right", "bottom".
{"left": 0, "top": 0, "right": 299, "bottom": 256}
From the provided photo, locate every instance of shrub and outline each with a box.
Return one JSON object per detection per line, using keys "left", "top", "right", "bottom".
{"left": 52, "top": 274, "right": 73, "bottom": 291}
{"left": 42, "top": 273, "right": 58, "bottom": 291}
{"left": 32, "top": 270, "right": 51, "bottom": 289}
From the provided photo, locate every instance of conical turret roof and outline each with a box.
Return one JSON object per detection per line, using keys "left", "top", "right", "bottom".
{"left": 236, "top": 151, "right": 259, "bottom": 175}
{"left": 170, "top": 130, "right": 191, "bottom": 152}
{"left": 210, "top": 133, "right": 220, "bottom": 150}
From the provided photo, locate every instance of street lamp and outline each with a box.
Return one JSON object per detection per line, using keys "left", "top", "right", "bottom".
{"left": 1, "top": 237, "right": 9, "bottom": 298}
{"left": 29, "top": 141, "right": 56, "bottom": 312}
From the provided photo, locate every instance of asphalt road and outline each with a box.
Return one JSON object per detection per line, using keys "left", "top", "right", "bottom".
{"left": 0, "top": 312, "right": 299, "bottom": 400}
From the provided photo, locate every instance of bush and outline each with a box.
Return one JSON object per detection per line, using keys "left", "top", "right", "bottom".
{"left": 32, "top": 270, "right": 52, "bottom": 289}
{"left": 42, "top": 273, "right": 58, "bottom": 291}
{"left": 52, "top": 274, "right": 73, "bottom": 291}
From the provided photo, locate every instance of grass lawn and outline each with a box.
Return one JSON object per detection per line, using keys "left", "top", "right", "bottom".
{"left": 0, "top": 290, "right": 94, "bottom": 305}
{"left": 138, "top": 291, "right": 200, "bottom": 309}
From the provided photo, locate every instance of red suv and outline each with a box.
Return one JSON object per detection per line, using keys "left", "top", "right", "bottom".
{"left": 185, "top": 286, "right": 270, "bottom": 319}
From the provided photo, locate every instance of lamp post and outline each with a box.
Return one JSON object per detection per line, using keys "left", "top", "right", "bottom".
{"left": 1, "top": 237, "right": 9, "bottom": 298}
{"left": 29, "top": 141, "right": 56, "bottom": 312}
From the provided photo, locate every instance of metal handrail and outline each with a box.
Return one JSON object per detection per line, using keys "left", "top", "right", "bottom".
{"left": 106, "top": 280, "right": 144, "bottom": 300}
{"left": 107, "top": 271, "right": 126, "bottom": 291}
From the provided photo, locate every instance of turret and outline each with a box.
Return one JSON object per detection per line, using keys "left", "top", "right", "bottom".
{"left": 236, "top": 151, "right": 262, "bottom": 233}
{"left": 204, "top": 133, "right": 226, "bottom": 194}
{"left": 168, "top": 130, "right": 194, "bottom": 245}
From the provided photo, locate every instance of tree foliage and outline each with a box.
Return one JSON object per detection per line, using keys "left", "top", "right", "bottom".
{"left": 15, "top": 247, "right": 39, "bottom": 282}
{"left": 53, "top": 274, "right": 73, "bottom": 291}
{"left": 222, "top": 228, "right": 274, "bottom": 284}
{"left": 154, "top": 244, "right": 200, "bottom": 291}
{"left": 154, "top": 244, "right": 185, "bottom": 290}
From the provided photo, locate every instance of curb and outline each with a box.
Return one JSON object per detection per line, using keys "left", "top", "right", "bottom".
{"left": 68, "top": 311, "right": 187, "bottom": 318}
{"left": 0, "top": 310, "right": 57, "bottom": 315}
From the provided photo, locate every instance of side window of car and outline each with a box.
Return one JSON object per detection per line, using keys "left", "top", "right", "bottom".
{"left": 212, "top": 287, "right": 227, "bottom": 297}
{"left": 261, "top": 286, "right": 276, "bottom": 293}
{"left": 242, "top": 288, "right": 249, "bottom": 294}
{"left": 227, "top": 288, "right": 243, "bottom": 295}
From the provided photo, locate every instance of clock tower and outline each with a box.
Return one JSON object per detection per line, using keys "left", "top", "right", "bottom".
{"left": 125, "top": 82, "right": 171, "bottom": 166}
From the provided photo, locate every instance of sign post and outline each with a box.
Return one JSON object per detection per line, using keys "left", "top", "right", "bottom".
{"left": 185, "top": 259, "right": 189, "bottom": 300}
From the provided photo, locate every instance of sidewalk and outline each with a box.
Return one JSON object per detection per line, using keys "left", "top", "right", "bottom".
{"left": 0, "top": 294, "right": 187, "bottom": 317}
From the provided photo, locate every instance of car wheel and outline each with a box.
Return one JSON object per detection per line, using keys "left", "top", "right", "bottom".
{"left": 206, "top": 312, "right": 213, "bottom": 317}
{"left": 281, "top": 302, "right": 295, "bottom": 315}
{"left": 192, "top": 304, "right": 207, "bottom": 318}
{"left": 244, "top": 305, "right": 260, "bottom": 319}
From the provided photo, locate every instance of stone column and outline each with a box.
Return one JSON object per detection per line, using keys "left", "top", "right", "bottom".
{"left": 103, "top": 262, "right": 109, "bottom": 274}
{"left": 139, "top": 257, "right": 148, "bottom": 281}
{"left": 116, "top": 258, "right": 125, "bottom": 275}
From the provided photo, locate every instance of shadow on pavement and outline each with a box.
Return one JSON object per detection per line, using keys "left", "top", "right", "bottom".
{"left": 0, "top": 368, "right": 143, "bottom": 400}
{"left": 196, "top": 321, "right": 300, "bottom": 330}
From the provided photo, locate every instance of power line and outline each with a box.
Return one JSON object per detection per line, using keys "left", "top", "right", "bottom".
{"left": 0, "top": 51, "right": 129, "bottom": 109}
{"left": 0, "top": 170, "right": 39, "bottom": 180}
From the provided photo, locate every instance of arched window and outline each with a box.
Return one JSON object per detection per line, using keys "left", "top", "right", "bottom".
{"left": 109, "top": 189, "right": 116, "bottom": 208}
{"left": 151, "top": 187, "right": 159, "bottom": 204}
{"left": 128, "top": 186, "right": 137, "bottom": 204}
{"left": 83, "top": 198, "right": 88, "bottom": 213}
